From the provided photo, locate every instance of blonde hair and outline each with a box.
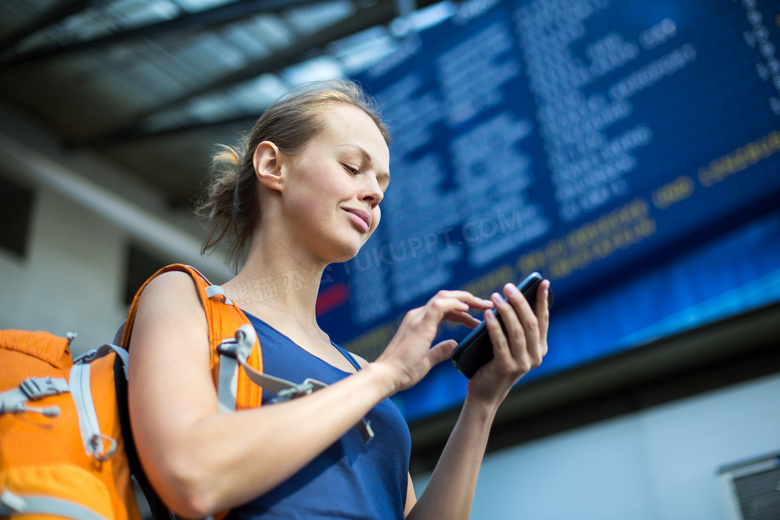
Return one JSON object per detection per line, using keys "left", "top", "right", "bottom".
{"left": 195, "top": 79, "right": 389, "bottom": 271}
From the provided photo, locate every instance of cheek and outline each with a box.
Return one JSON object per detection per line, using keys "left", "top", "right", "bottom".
{"left": 361, "top": 208, "right": 381, "bottom": 245}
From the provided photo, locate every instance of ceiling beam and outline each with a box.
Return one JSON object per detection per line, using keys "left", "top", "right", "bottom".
{"left": 69, "top": 0, "right": 399, "bottom": 149}
{"left": 0, "top": 0, "right": 96, "bottom": 53}
{"left": 67, "top": 113, "right": 262, "bottom": 149}
{"left": 1, "top": 0, "right": 325, "bottom": 70}
{"left": 0, "top": 133, "right": 232, "bottom": 281}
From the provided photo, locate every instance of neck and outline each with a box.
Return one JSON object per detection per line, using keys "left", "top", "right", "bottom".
{"left": 223, "top": 232, "right": 328, "bottom": 330}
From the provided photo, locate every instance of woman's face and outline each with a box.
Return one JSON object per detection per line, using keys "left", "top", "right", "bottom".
{"left": 280, "top": 103, "right": 390, "bottom": 263}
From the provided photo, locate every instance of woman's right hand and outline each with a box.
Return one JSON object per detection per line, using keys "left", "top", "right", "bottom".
{"left": 373, "top": 290, "right": 493, "bottom": 393}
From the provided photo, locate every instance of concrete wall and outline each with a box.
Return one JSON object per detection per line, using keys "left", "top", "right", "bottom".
{"left": 414, "top": 373, "right": 780, "bottom": 519}
{"left": 0, "top": 103, "right": 228, "bottom": 355}
{"left": 0, "top": 185, "right": 128, "bottom": 355}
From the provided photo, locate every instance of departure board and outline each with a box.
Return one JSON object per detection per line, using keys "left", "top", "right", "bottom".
{"left": 316, "top": 0, "right": 780, "bottom": 419}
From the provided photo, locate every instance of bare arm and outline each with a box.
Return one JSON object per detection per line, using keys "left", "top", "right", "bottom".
{"left": 406, "top": 280, "right": 551, "bottom": 520}
{"left": 128, "top": 272, "right": 492, "bottom": 518}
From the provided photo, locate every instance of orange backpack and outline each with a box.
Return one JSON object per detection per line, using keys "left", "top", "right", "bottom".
{"left": 0, "top": 330, "right": 140, "bottom": 520}
{"left": 0, "top": 264, "right": 268, "bottom": 520}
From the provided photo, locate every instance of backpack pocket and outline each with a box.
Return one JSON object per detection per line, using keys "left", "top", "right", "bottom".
{"left": 1, "top": 463, "right": 114, "bottom": 520}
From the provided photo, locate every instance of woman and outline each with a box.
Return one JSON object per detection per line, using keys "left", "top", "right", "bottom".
{"left": 128, "top": 79, "right": 550, "bottom": 519}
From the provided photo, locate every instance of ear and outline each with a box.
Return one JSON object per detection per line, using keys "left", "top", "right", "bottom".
{"left": 253, "top": 141, "right": 284, "bottom": 192}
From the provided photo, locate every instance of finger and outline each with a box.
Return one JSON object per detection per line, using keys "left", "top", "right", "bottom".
{"left": 426, "top": 296, "right": 468, "bottom": 315}
{"left": 503, "top": 282, "right": 537, "bottom": 330}
{"left": 483, "top": 304, "right": 512, "bottom": 366}
{"left": 503, "top": 283, "right": 544, "bottom": 365}
{"left": 429, "top": 339, "right": 457, "bottom": 364}
{"left": 418, "top": 291, "right": 493, "bottom": 336}
{"left": 535, "top": 280, "right": 550, "bottom": 354}
{"left": 410, "top": 298, "right": 467, "bottom": 339}
{"left": 436, "top": 290, "right": 494, "bottom": 310}
{"left": 423, "top": 292, "right": 490, "bottom": 328}
{"left": 444, "top": 310, "right": 483, "bottom": 328}
{"left": 492, "top": 291, "right": 526, "bottom": 357}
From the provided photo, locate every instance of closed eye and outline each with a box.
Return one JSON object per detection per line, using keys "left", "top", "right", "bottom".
{"left": 343, "top": 164, "right": 360, "bottom": 176}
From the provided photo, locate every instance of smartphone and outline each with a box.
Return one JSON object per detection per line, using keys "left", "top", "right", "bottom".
{"left": 451, "top": 272, "right": 553, "bottom": 378}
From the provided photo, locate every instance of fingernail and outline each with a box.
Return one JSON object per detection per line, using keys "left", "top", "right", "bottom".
{"left": 491, "top": 292, "right": 501, "bottom": 302}
{"left": 505, "top": 283, "right": 518, "bottom": 295}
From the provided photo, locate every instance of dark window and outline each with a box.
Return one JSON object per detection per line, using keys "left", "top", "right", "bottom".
{"left": 124, "top": 243, "right": 168, "bottom": 305}
{"left": 734, "top": 465, "right": 780, "bottom": 520}
{"left": 0, "top": 176, "right": 35, "bottom": 258}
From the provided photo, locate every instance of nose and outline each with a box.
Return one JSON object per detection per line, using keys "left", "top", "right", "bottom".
{"left": 361, "top": 176, "right": 384, "bottom": 209}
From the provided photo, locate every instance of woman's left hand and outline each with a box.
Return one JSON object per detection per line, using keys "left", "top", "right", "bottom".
{"left": 467, "top": 280, "right": 550, "bottom": 406}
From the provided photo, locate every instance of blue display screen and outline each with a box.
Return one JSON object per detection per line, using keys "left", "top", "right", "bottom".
{"left": 316, "top": 0, "right": 780, "bottom": 421}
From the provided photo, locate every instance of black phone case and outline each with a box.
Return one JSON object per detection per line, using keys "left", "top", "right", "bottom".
{"left": 452, "top": 272, "right": 553, "bottom": 378}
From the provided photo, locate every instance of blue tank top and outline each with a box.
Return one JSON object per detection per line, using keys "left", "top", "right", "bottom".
{"left": 225, "top": 312, "right": 412, "bottom": 520}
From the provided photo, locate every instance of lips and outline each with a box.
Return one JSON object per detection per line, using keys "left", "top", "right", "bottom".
{"left": 344, "top": 208, "right": 371, "bottom": 233}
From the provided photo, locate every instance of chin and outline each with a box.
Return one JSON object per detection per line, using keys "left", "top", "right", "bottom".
{"left": 318, "top": 238, "right": 364, "bottom": 265}
{"left": 316, "top": 223, "right": 376, "bottom": 264}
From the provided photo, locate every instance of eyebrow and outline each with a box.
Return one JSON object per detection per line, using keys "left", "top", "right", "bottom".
{"left": 340, "top": 144, "right": 391, "bottom": 185}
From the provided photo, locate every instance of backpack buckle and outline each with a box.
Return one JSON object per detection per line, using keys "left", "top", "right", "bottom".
{"left": 216, "top": 324, "right": 255, "bottom": 362}
{"left": 271, "top": 378, "right": 328, "bottom": 403}
{"left": 20, "top": 377, "right": 69, "bottom": 400}
{"left": 90, "top": 433, "right": 119, "bottom": 461}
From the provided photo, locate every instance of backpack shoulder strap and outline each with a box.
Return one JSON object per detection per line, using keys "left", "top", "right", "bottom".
{"left": 120, "top": 263, "right": 262, "bottom": 410}
{"left": 117, "top": 264, "right": 266, "bottom": 520}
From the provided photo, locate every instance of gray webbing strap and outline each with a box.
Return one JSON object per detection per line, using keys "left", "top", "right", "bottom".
{"left": 218, "top": 325, "right": 374, "bottom": 444}
{"left": 70, "top": 344, "right": 125, "bottom": 461}
{"left": 69, "top": 363, "right": 103, "bottom": 460}
{"left": 0, "top": 489, "right": 110, "bottom": 520}
{"left": 73, "top": 343, "right": 129, "bottom": 368}
{"left": 216, "top": 327, "right": 291, "bottom": 412}
{"left": 217, "top": 354, "right": 239, "bottom": 413}
{"left": 112, "top": 322, "right": 126, "bottom": 347}
{"left": 205, "top": 283, "right": 241, "bottom": 412}
{"left": 217, "top": 325, "right": 310, "bottom": 395}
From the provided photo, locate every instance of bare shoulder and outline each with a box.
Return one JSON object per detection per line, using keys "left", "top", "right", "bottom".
{"left": 134, "top": 271, "right": 203, "bottom": 318}
{"left": 130, "top": 270, "right": 208, "bottom": 346}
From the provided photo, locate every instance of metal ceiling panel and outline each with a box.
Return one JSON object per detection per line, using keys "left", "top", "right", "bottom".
{"left": 220, "top": 19, "right": 273, "bottom": 60}
{"left": 0, "top": 0, "right": 88, "bottom": 52}
{"left": 173, "top": 32, "right": 248, "bottom": 78}
{"left": 175, "top": 0, "right": 236, "bottom": 12}
{"left": 284, "top": 0, "right": 356, "bottom": 36}
{"left": 229, "top": 73, "right": 290, "bottom": 109}
{"left": 246, "top": 13, "right": 297, "bottom": 49}
{"left": 104, "top": 0, "right": 180, "bottom": 28}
